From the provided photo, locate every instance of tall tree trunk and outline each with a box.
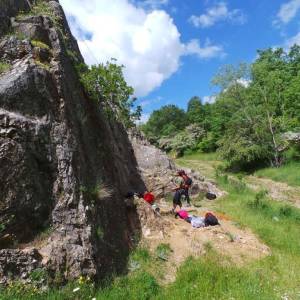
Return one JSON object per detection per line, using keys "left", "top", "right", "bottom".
{"left": 266, "top": 108, "right": 280, "bottom": 167}
{"left": 261, "top": 87, "right": 280, "bottom": 167}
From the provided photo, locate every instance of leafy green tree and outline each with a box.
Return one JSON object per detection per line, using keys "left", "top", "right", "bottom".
{"left": 215, "top": 48, "right": 300, "bottom": 169}
{"left": 79, "top": 59, "right": 141, "bottom": 127}
{"left": 187, "top": 96, "right": 204, "bottom": 124}
{"left": 142, "top": 105, "right": 187, "bottom": 140}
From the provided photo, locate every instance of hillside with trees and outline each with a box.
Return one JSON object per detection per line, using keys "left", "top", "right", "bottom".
{"left": 141, "top": 46, "right": 300, "bottom": 171}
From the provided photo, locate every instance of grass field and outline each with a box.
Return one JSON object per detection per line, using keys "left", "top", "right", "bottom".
{"left": 255, "top": 162, "right": 300, "bottom": 187}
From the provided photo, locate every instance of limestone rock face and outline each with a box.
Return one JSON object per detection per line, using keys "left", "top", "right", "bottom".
{"left": 129, "top": 130, "right": 224, "bottom": 199}
{"left": 0, "top": 0, "right": 145, "bottom": 284}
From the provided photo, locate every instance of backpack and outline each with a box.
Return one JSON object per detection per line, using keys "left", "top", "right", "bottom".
{"left": 185, "top": 177, "right": 192, "bottom": 186}
{"left": 204, "top": 212, "right": 219, "bottom": 226}
{"left": 206, "top": 192, "right": 216, "bottom": 200}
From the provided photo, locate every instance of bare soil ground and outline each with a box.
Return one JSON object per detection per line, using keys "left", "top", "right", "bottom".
{"left": 246, "top": 176, "right": 300, "bottom": 208}
{"left": 140, "top": 201, "right": 270, "bottom": 284}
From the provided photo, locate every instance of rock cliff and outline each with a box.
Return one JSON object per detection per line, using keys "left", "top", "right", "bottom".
{"left": 0, "top": 0, "right": 145, "bottom": 284}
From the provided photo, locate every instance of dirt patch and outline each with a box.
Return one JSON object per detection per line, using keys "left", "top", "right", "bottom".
{"left": 137, "top": 201, "right": 270, "bottom": 284}
{"left": 246, "top": 176, "right": 300, "bottom": 208}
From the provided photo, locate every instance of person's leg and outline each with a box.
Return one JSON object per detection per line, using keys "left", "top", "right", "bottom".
{"left": 173, "top": 190, "right": 182, "bottom": 209}
{"left": 184, "top": 188, "right": 191, "bottom": 205}
{"left": 185, "top": 216, "right": 192, "bottom": 223}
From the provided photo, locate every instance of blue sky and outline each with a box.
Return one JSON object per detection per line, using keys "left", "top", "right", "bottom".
{"left": 60, "top": 0, "right": 300, "bottom": 122}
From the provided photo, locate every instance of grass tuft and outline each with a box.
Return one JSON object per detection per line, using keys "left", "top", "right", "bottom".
{"left": 0, "top": 62, "right": 10, "bottom": 74}
{"left": 31, "top": 40, "right": 50, "bottom": 50}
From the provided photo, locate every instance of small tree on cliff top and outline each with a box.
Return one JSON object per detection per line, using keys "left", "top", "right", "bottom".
{"left": 79, "top": 59, "right": 141, "bottom": 128}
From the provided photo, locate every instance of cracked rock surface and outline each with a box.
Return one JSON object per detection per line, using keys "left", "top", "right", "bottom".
{"left": 0, "top": 0, "right": 145, "bottom": 284}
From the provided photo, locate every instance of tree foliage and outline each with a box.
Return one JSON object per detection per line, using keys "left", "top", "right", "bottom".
{"left": 78, "top": 60, "right": 141, "bottom": 127}
{"left": 141, "top": 45, "right": 300, "bottom": 169}
{"left": 141, "top": 105, "right": 187, "bottom": 141}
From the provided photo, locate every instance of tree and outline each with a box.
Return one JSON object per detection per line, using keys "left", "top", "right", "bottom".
{"left": 142, "top": 105, "right": 187, "bottom": 141}
{"left": 79, "top": 59, "right": 141, "bottom": 127}
{"left": 214, "top": 49, "right": 299, "bottom": 169}
{"left": 187, "top": 96, "right": 204, "bottom": 124}
{"left": 159, "top": 124, "right": 205, "bottom": 157}
{"left": 250, "top": 48, "right": 289, "bottom": 166}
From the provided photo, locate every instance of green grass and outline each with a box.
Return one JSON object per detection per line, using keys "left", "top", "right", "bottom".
{"left": 31, "top": 40, "right": 50, "bottom": 50}
{"left": 179, "top": 151, "right": 220, "bottom": 161}
{"left": 17, "top": 0, "right": 61, "bottom": 28}
{"left": 0, "top": 62, "right": 10, "bottom": 75}
{"left": 255, "top": 161, "right": 300, "bottom": 187}
{"left": 34, "top": 60, "right": 50, "bottom": 71}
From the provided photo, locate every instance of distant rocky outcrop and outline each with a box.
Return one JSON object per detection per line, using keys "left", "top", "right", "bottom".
{"left": 129, "top": 129, "right": 224, "bottom": 200}
{"left": 0, "top": 0, "right": 145, "bottom": 284}
{"left": 283, "top": 131, "right": 300, "bottom": 144}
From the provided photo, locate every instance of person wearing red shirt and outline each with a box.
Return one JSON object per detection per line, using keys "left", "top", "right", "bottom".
{"left": 143, "top": 191, "right": 155, "bottom": 205}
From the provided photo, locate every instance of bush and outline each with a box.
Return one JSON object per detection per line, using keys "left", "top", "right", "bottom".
{"left": 158, "top": 124, "right": 205, "bottom": 156}
{"left": 283, "top": 145, "right": 300, "bottom": 163}
{"left": 0, "top": 62, "right": 10, "bottom": 74}
{"left": 31, "top": 40, "right": 50, "bottom": 50}
{"left": 78, "top": 60, "right": 141, "bottom": 127}
{"left": 248, "top": 190, "right": 269, "bottom": 209}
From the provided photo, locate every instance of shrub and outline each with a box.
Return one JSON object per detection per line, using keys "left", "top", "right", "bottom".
{"left": 155, "top": 243, "right": 172, "bottom": 261}
{"left": 0, "top": 62, "right": 10, "bottom": 74}
{"left": 248, "top": 190, "right": 269, "bottom": 209}
{"left": 78, "top": 60, "right": 141, "bottom": 127}
{"left": 17, "top": 0, "right": 61, "bottom": 27}
{"left": 31, "top": 40, "right": 50, "bottom": 50}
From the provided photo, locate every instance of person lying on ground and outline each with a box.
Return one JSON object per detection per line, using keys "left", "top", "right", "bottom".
{"left": 174, "top": 206, "right": 190, "bottom": 221}
{"left": 174, "top": 207, "right": 219, "bottom": 228}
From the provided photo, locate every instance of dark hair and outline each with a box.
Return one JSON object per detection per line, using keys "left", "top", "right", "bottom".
{"left": 177, "top": 170, "right": 186, "bottom": 176}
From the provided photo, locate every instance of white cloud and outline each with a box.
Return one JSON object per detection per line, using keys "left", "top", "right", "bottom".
{"left": 237, "top": 78, "right": 251, "bottom": 88}
{"left": 285, "top": 32, "right": 300, "bottom": 47}
{"left": 189, "top": 2, "right": 246, "bottom": 28}
{"left": 60, "top": 0, "right": 224, "bottom": 97}
{"left": 203, "top": 95, "right": 216, "bottom": 104}
{"left": 138, "top": 113, "right": 150, "bottom": 124}
{"left": 138, "top": 0, "right": 169, "bottom": 10}
{"left": 60, "top": 0, "right": 182, "bottom": 97}
{"left": 275, "top": 0, "right": 300, "bottom": 25}
{"left": 184, "top": 39, "right": 225, "bottom": 59}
